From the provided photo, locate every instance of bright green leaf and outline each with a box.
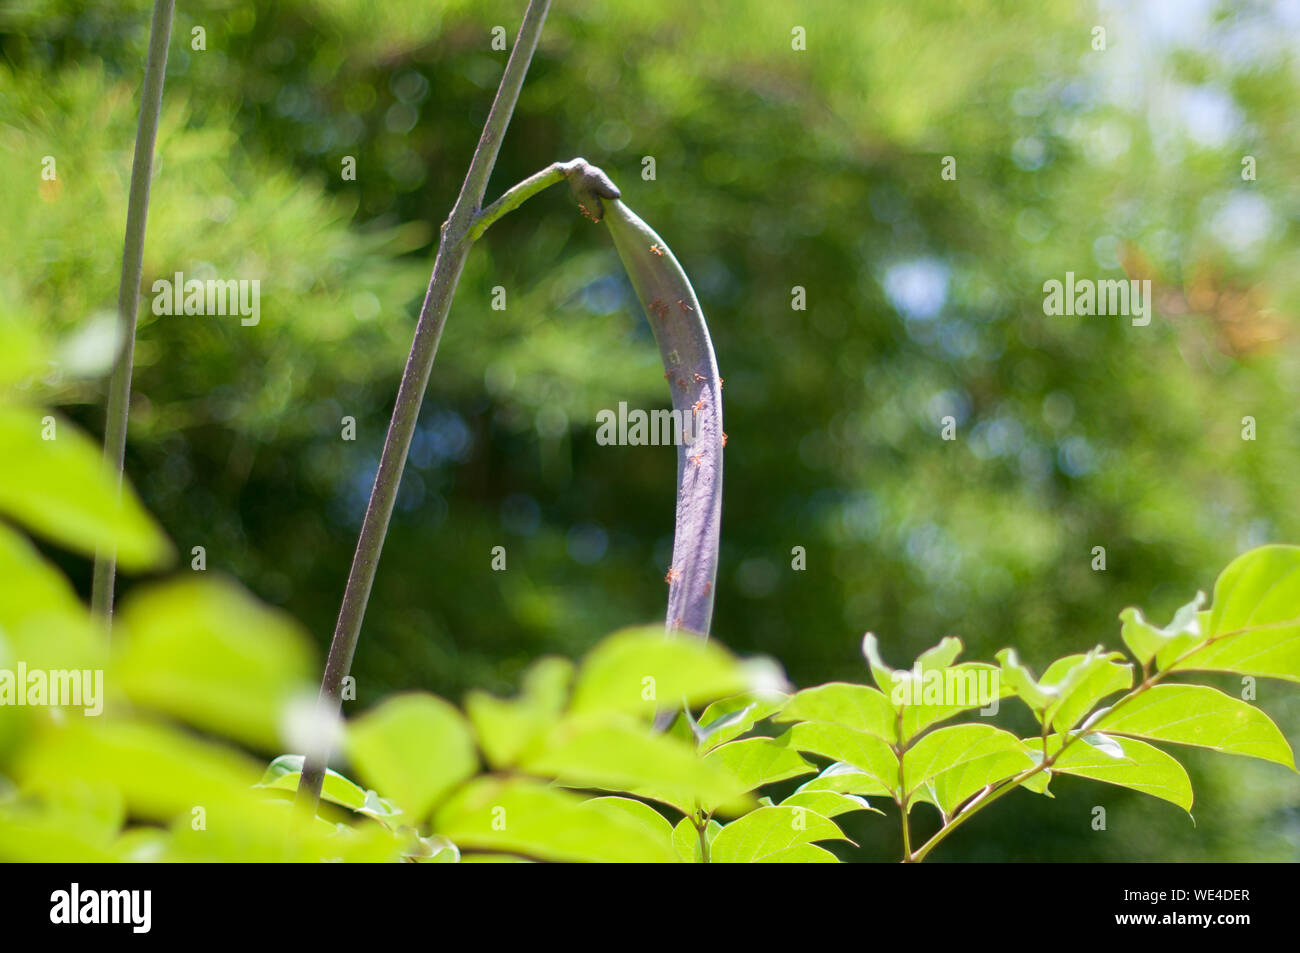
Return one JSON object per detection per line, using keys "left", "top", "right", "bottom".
{"left": 1046, "top": 733, "right": 1193, "bottom": 813}
{"left": 116, "top": 577, "right": 316, "bottom": 749}
{"left": 1092, "top": 684, "right": 1295, "bottom": 768}
{"left": 709, "top": 805, "right": 847, "bottom": 862}
{"left": 787, "top": 722, "right": 899, "bottom": 796}
{"left": 903, "top": 724, "right": 1031, "bottom": 798}
{"left": 569, "top": 627, "right": 747, "bottom": 719}
{"left": 346, "top": 693, "right": 477, "bottom": 819}
{"left": 774, "top": 682, "right": 896, "bottom": 742}
{"left": 705, "top": 734, "right": 816, "bottom": 795}
{"left": 435, "top": 778, "right": 678, "bottom": 862}
{"left": 0, "top": 406, "right": 172, "bottom": 571}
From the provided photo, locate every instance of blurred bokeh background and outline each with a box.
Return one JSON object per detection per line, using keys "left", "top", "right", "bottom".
{"left": 4, "top": 0, "right": 1299, "bottom": 860}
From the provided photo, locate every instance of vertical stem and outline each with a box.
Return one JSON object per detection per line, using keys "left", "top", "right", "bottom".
{"left": 900, "top": 803, "right": 912, "bottom": 862}
{"left": 296, "top": 0, "right": 553, "bottom": 809}
{"left": 90, "top": 0, "right": 176, "bottom": 623}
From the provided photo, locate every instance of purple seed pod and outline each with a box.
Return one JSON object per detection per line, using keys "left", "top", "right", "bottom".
{"left": 597, "top": 196, "right": 724, "bottom": 640}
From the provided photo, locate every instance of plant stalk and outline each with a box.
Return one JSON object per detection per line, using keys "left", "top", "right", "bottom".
{"left": 296, "top": 0, "right": 552, "bottom": 809}
{"left": 90, "top": 0, "right": 175, "bottom": 624}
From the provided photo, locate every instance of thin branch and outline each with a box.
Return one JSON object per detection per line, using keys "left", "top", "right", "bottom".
{"left": 296, "top": 0, "right": 553, "bottom": 810}
{"left": 90, "top": 0, "right": 176, "bottom": 623}
{"left": 469, "top": 160, "right": 572, "bottom": 240}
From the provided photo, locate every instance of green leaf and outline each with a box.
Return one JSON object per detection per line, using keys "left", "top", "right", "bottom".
{"left": 695, "top": 692, "right": 789, "bottom": 752}
{"left": 116, "top": 577, "right": 316, "bottom": 749}
{"left": 1120, "top": 593, "right": 1206, "bottom": 668}
{"left": 795, "top": 761, "right": 893, "bottom": 797}
{"left": 15, "top": 718, "right": 261, "bottom": 821}
{"left": 774, "top": 682, "right": 896, "bottom": 742}
{"left": 1092, "top": 684, "right": 1295, "bottom": 768}
{"left": 1171, "top": 546, "right": 1300, "bottom": 682}
{"left": 584, "top": 796, "right": 675, "bottom": 853}
{"left": 346, "top": 693, "right": 477, "bottom": 819}
{"left": 1046, "top": 733, "right": 1193, "bottom": 812}
{"left": 861, "top": 632, "right": 959, "bottom": 696}
{"left": 0, "top": 524, "right": 105, "bottom": 674}
{"left": 757, "top": 843, "right": 840, "bottom": 862}
{"left": 256, "top": 754, "right": 367, "bottom": 811}
{"left": 406, "top": 834, "right": 460, "bottom": 863}
{"left": 521, "top": 715, "right": 742, "bottom": 813}
{"left": 902, "top": 724, "right": 1032, "bottom": 798}
{"left": 434, "top": 777, "right": 678, "bottom": 862}
{"left": 0, "top": 405, "right": 172, "bottom": 571}
{"left": 569, "top": 627, "right": 747, "bottom": 718}
{"left": 705, "top": 734, "right": 816, "bottom": 795}
{"left": 861, "top": 637, "right": 1006, "bottom": 739}
{"left": 786, "top": 722, "right": 899, "bottom": 796}
{"left": 673, "top": 815, "right": 722, "bottom": 862}
{"left": 1038, "top": 649, "right": 1133, "bottom": 733}
{"left": 995, "top": 648, "right": 1059, "bottom": 711}
{"left": 780, "top": 790, "right": 882, "bottom": 819}
{"left": 465, "top": 656, "right": 572, "bottom": 769}
{"left": 911, "top": 746, "right": 1036, "bottom": 818}
{"left": 899, "top": 663, "right": 1008, "bottom": 738}
{"left": 709, "top": 805, "right": 848, "bottom": 862}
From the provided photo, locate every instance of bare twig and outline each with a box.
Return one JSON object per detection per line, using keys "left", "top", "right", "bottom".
{"left": 296, "top": 0, "right": 553, "bottom": 809}
{"left": 90, "top": 0, "right": 176, "bottom": 623}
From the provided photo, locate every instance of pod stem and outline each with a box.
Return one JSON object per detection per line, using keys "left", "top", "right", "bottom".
{"left": 90, "top": 0, "right": 176, "bottom": 625}
{"left": 296, "top": 0, "right": 553, "bottom": 811}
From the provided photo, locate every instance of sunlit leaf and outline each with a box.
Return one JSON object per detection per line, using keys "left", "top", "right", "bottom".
{"left": 1168, "top": 546, "right": 1300, "bottom": 682}
{"left": 585, "top": 796, "right": 675, "bottom": 854}
{"left": 780, "top": 789, "right": 882, "bottom": 819}
{"left": 435, "top": 777, "right": 678, "bottom": 862}
{"left": 1092, "top": 684, "right": 1295, "bottom": 768}
{"left": 465, "top": 657, "right": 572, "bottom": 769}
{"left": 117, "top": 577, "right": 316, "bottom": 749}
{"left": 709, "top": 805, "right": 847, "bottom": 863}
{"left": 1045, "top": 733, "right": 1193, "bottom": 813}
{"left": 522, "top": 715, "right": 742, "bottom": 813}
{"left": 795, "top": 761, "right": 893, "bottom": 798}
{"left": 1038, "top": 648, "right": 1132, "bottom": 733}
{"left": 0, "top": 406, "right": 171, "bottom": 570}
{"left": 774, "top": 682, "right": 896, "bottom": 742}
{"left": 786, "top": 722, "right": 899, "bottom": 796}
{"left": 902, "top": 724, "right": 1031, "bottom": 798}
{"left": 695, "top": 691, "right": 789, "bottom": 752}
{"left": 346, "top": 693, "right": 477, "bottom": 819}
{"left": 569, "top": 627, "right": 747, "bottom": 719}
{"left": 704, "top": 734, "right": 816, "bottom": 796}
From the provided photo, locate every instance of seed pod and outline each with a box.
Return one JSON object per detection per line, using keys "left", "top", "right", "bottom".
{"left": 597, "top": 195, "right": 724, "bottom": 640}
{"left": 565, "top": 162, "right": 724, "bottom": 640}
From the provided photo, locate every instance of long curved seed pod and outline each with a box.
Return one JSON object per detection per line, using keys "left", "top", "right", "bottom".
{"left": 568, "top": 163, "right": 724, "bottom": 639}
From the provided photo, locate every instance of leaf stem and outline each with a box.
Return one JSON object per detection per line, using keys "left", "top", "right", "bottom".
{"left": 90, "top": 0, "right": 175, "bottom": 624}
{"left": 895, "top": 709, "right": 914, "bottom": 861}
{"left": 296, "top": 0, "right": 553, "bottom": 810}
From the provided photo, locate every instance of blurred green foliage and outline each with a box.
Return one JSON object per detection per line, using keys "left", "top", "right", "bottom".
{"left": 3, "top": 0, "right": 1299, "bottom": 859}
